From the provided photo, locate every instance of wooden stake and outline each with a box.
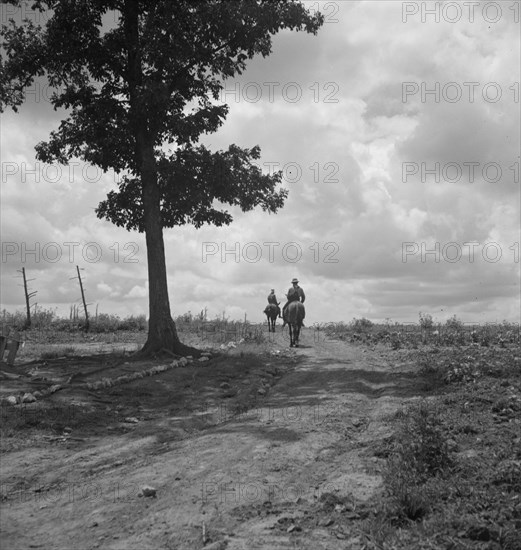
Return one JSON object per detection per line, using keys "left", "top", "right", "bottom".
{"left": 76, "top": 266, "right": 90, "bottom": 332}
{"left": 18, "top": 267, "right": 37, "bottom": 329}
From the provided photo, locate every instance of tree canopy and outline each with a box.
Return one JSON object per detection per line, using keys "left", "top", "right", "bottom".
{"left": 1, "top": 0, "right": 324, "bottom": 353}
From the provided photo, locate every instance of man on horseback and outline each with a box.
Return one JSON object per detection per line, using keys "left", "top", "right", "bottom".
{"left": 282, "top": 278, "right": 305, "bottom": 326}
{"left": 264, "top": 289, "right": 281, "bottom": 318}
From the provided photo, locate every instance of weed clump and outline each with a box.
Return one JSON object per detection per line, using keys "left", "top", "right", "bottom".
{"left": 382, "top": 401, "right": 451, "bottom": 523}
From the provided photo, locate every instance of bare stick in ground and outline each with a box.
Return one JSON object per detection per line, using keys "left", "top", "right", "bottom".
{"left": 73, "top": 266, "right": 90, "bottom": 333}
{"left": 18, "top": 267, "right": 37, "bottom": 330}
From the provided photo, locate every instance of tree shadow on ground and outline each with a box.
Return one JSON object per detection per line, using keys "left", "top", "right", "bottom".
{"left": 2, "top": 349, "right": 427, "bottom": 451}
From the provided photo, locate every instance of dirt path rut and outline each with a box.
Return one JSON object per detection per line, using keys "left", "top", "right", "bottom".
{"left": 1, "top": 334, "right": 424, "bottom": 549}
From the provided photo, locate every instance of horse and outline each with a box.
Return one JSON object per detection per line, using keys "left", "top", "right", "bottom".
{"left": 284, "top": 301, "right": 305, "bottom": 347}
{"left": 264, "top": 304, "right": 280, "bottom": 332}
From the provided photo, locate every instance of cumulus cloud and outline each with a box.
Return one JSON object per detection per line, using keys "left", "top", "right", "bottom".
{"left": 1, "top": 1, "right": 519, "bottom": 323}
{"left": 125, "top": 286, "right": 148, "bottom": 299}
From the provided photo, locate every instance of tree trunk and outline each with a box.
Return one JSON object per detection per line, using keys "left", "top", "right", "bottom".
{"left": 123, "top": 0, "right": 196, "bottom": 357}
{"left": 140, "top": 154, "right": 194, "bottom": 356}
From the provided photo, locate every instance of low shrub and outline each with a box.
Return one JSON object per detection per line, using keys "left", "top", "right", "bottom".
{"left": 382, "top": 401, "right": 451, "bottom": 522}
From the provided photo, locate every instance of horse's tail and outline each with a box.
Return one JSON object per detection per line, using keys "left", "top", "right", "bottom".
{"left": 288, "top": 301, "right": 305, "bottom": 325}
{"left": 265, "top": 304, "right": 278, "bottom": 317}
{"left": 297, "top": 302, "right": 305, "bottom": 324}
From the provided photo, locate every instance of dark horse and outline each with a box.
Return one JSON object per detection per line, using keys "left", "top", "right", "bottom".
{"left": 284, "top": 301, "right": 305, "bottom": 347}
{"left": 264, "top": 304, "right": 280, "bottom": 332}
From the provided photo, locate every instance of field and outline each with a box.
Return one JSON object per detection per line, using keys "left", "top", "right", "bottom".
{"left": 0, "top": 315, "right": 520, "bottom": 549}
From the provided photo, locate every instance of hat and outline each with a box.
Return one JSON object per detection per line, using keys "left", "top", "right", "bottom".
{"left": 291, "top": 278, "right": 299, "bottom": 284}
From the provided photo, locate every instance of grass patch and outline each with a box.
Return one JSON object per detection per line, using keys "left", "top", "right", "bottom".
{"left": 360, "top": 345, "right": 521, "bottom": 548}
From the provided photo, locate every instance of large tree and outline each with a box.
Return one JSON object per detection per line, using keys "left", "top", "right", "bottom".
{"left": 0, "top": 0, "right": 323, "bottom": 355}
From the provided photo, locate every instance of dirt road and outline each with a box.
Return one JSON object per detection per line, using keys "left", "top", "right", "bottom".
{"left": 1, "top": 328, "right": 425, "bottom": 549}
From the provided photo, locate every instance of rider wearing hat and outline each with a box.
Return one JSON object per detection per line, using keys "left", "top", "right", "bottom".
{"left": 282, "top": 278, "right": 305, "bottom": 324}
{"left": 266, "top": 289, "right": 282, "bottom": 318}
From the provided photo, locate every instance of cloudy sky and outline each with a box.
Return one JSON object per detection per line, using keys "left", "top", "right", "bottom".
{"left": 1, "top": 0, "right": 520, "bottom": 325}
